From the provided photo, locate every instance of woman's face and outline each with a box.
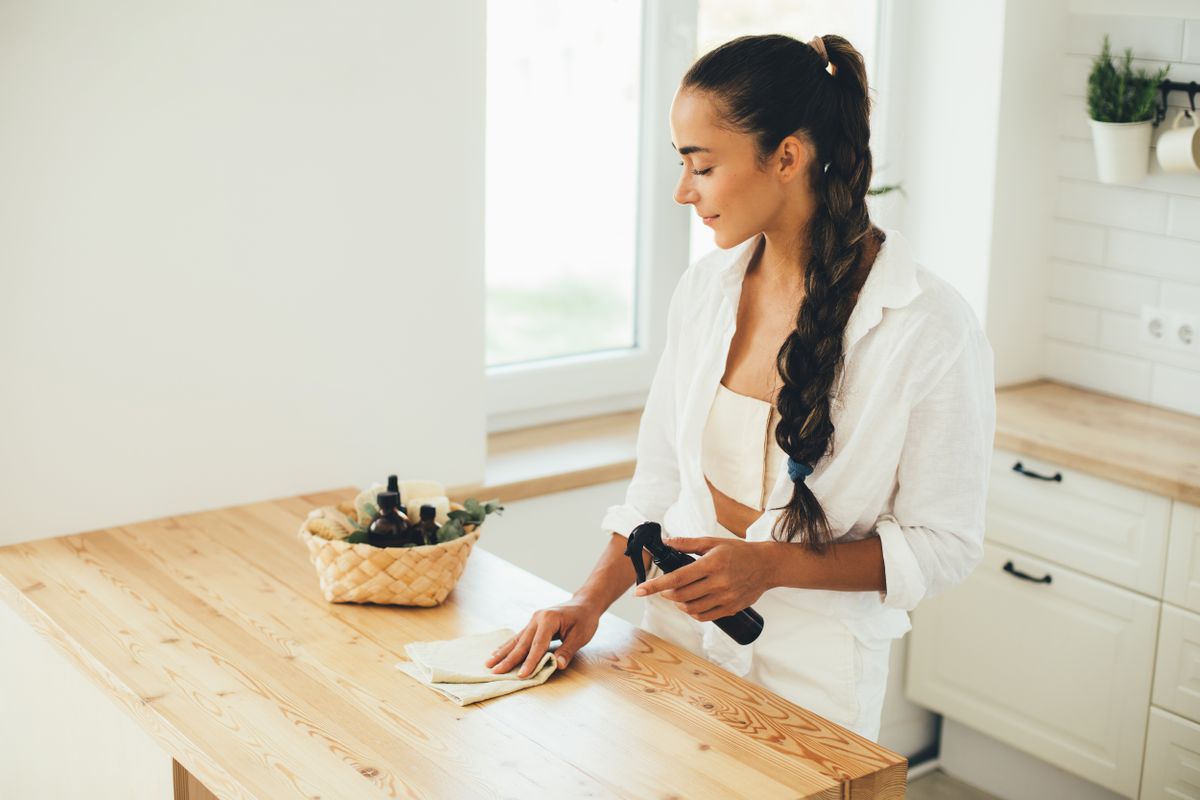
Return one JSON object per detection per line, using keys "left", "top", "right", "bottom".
{"left": 669, "top": 88, "right": 814, "bottom": 250}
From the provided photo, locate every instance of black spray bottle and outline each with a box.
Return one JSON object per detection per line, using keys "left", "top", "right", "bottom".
{"left": 624, "top": 521, "right": 764, "bottom": 646}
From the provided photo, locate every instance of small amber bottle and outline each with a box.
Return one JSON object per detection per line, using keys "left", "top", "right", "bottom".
{"left": 416, "top": 505, "right": 440, "bottom": 546}
{"left": 368, "top": 492, "right": 411, "bottom": 548}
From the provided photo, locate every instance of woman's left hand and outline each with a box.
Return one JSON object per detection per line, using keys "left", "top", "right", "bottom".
{"left": 633, "top": 537, "right": 775, "bottom": 622}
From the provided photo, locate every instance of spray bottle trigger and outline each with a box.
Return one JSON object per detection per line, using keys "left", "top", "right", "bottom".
{"left": 624, "top": 535, "right": 648, "bottom": 584}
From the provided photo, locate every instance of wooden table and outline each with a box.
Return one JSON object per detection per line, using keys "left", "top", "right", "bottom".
{"left": 0, "top": 489, "right": 906, "bottom": 799}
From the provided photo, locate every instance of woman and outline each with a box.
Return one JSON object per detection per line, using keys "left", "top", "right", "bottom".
{"left": 484, "top": 33, "right": 995, "bottom": 742}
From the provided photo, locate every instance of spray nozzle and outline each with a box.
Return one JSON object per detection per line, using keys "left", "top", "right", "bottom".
{"left": 624, "top": 521, "right": 672, "bottom": 585}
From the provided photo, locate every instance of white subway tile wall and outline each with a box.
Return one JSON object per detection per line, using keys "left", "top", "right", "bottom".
{"left": 1169, "top": 195, "right": 1200, "bottom": 239}
{"left": 1184, "top": 19, "right": 1200, "bottom": 63}
{"left": 1047, "top": 14, "right": 1200, "bottom": 416}
{"left": 1045, "top": 299, "right": 1101, "bottom": 345}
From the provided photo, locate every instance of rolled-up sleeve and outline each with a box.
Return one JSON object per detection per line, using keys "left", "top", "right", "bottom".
{"left": 599, "top": 276, "right": 688, "bottom": 539}
{"left": 877, "top": 327, "right": 996, "bottom": 610}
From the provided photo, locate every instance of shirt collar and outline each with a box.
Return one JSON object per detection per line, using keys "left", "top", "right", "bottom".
{"left": 714, "top": 228, "right": 922, "bottom": 351}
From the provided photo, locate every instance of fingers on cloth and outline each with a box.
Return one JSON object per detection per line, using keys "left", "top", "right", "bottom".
{"left": 520, "top": 622, "right": 556, "bottom": 677}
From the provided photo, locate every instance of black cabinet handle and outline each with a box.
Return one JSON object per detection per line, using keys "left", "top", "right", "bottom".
{"left": 1012, "top": 461, "right": 1062, "bottom": 482}
{"left": 1003, "top": 560, "right": 1052, "bottom": 585}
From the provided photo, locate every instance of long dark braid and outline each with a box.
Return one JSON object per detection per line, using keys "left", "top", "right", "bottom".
{"left": 682, "top": 34, "right": 880, "bottom": 552}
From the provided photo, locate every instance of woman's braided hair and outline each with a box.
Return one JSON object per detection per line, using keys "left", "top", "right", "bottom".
{"left": 681, "top": 34, "right": 881, "bottom": 553}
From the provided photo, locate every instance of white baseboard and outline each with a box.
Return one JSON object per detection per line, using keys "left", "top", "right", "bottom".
{"left": 907, "top": 758, "right": 942, "bottom": 781}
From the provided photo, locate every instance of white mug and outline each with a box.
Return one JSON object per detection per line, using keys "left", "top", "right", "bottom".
{"left": 1156, "top": 109, "right": 1200, "bottom": 173}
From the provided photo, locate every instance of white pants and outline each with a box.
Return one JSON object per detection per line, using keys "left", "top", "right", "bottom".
{"left": 640, "top": 588, "right": 892, "bottom": 741}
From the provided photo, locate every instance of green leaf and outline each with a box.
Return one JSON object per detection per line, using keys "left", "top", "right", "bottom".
{"left": 437, "top": 518, "right": 466, "bottom": 543}
{"left": 867, "top": 183, "right": 904, "bottom": 198}
{"left": 456, "top": 497, "right": 505, "bottom": 526}
{"left": 345, "top": 530, "right": 370, "bottom": 544}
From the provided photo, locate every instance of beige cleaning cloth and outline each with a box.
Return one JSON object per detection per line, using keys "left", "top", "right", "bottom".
{"left": 394, "top": 628, "right": 557, "bottom": 706}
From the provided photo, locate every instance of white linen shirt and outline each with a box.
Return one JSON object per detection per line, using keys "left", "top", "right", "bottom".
{"left": 601, "top": 227, "right": 996, "bottom": 670}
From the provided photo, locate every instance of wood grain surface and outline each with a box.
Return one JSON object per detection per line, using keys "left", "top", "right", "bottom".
{"left": 995, "top": 380, "right": 1200, "bottom": 504}
{"left": 0, "top": 489, "right": 906, "bottom": 799}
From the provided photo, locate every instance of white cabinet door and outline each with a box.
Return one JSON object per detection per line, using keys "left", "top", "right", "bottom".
{"left": 1165, "top": 503, "right": 1200, "bottom": 614}
{"left": 1152, "top": 604, "right": 1200, "bottom": 725}
{"left": 1141, "top": 707, "right": 1200, "bottom": 800}
{"left": 987, "top": 448, "right": 1171, "bottom": 596}
{"left": 907, "top": 542, "right": 1159, "bottom": 798}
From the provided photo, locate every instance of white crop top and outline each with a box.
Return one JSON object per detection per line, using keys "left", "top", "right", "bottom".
{"left": 701, "top": 382, "right": 788, "bottom": 532}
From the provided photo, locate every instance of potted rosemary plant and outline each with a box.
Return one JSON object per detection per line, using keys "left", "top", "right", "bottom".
{"left": 1087, "top": 34, "right": 1170, "bottom": 184}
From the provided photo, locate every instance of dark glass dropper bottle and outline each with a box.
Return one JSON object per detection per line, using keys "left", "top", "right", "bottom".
{"left": 369, "top": 491, "right": 410, "bottom": 548}
{"left": 416, "top": 504, "right": 439, "bottom": 546}
{"left": 386, "top": 474, "right": 409, "bottom": 521}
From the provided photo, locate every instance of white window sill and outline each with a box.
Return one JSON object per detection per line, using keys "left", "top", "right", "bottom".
{"left": 449, "top": 409, "right": 641, "bottom": 503}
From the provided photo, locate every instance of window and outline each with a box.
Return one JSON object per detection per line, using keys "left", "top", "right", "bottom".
{"left": 485, "top": 1, "right": 642, "bottom": 369}
{"left": 485, "top": 1, "right": 900, "bottom": 432}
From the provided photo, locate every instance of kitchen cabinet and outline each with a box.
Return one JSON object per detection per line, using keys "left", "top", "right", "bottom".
{"left": 983, "top": 447, "right": 1171, "bottom": 596}
{"left": 1141, "top": 707, "right": 1200, "bottom": 800}
{"left": 908, "top": 381, "right": 1200, "bottom": 800}
{"left": 907, "top": 539, "right": 1158, "bottom": 797}
{"left": 1164, "top": 502, "right": 1200, "bottom": 613}
{"left": 1152, "top": 603, "right": 1200, "bottom": 724}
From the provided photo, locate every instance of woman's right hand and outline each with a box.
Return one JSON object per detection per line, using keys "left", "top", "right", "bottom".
{"left": 483, "top": 599, "right": 602, "bottom": 678}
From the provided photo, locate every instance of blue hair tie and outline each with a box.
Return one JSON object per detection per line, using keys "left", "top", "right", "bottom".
{"left": 787, "top": 457, "right": 814, "bottom": 483}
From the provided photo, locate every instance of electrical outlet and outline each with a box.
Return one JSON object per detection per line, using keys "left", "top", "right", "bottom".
{"left": 1169, "top": 310, "right": 1199, "bottom": 355}
{"left": 1142, "top": 306, "right": 1200, "bottom": 355}
{"left": 1139, "top": 306, "right": 1166, "bottom": 345}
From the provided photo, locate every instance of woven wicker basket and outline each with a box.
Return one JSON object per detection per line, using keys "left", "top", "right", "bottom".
{"left": 298, "top": 501, "right": 482, "bottom": 606}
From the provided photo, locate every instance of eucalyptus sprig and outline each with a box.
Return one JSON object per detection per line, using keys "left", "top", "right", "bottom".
{"left": 437, "top": 498, "right": 504, "bottom": 544}
{"left": 344, "top": 515, "right": 371, "bottom": 544}
{"left": 1087, "top": 34, "right": 1169, "bottom": 123}
{"left": 867, "top": 183, "right": 904, "bottom": 198}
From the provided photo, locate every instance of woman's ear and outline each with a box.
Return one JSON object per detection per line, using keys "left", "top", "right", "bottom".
{"left": 774, "top": 134, "right": 815, "bottom": 184}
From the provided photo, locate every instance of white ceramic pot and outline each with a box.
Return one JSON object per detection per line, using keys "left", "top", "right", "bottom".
{"left": 1088, "top": 118, "right": 1153, "bottom": 184}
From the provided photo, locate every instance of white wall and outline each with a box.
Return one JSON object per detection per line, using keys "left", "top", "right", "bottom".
{"left": 896, "top": 0, "right": 1007, "bottom": 329}
{"left": 1043, "top": 11, "right": 1200, "bottom": 415}
{"left": 985, "top": 0, "right": 1068, "bottom": 388}
{"left": 0, "top": 1, "right": 487, "bottom": 545}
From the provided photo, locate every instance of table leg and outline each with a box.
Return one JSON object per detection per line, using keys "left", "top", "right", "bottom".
{"left": 172, "top": 759, "right": 220, "bottom": 800}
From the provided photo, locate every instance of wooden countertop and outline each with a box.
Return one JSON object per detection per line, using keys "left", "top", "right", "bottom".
{"left": 0, "top": 489, "right": 906, "bottom": 800}
{"left": 995, "top": 381, "right": 1200, "bottom": 505}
